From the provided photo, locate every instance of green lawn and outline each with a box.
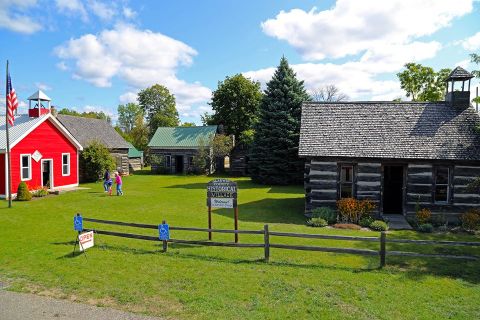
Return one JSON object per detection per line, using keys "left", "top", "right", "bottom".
{"left": 1, "top": 172, "right": 480, "bottom": 319}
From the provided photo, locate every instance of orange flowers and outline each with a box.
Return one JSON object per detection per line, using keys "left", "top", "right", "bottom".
{"left": 337, "top": 198, "right": 376, "bottom": 224}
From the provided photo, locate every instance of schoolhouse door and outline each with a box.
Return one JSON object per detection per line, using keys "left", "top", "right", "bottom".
{"left": 42, "top": 159, "right": 52, "bottom": 188}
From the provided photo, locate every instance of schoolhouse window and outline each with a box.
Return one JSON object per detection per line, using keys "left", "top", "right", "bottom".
{"left": 62, "top": 153, "right": 70, "bottom": 176}
{"left": 21, "top": 155, "right": 31, "bottom": 180}
{"left": 434, "top": 166, "right": 450, "bottom": 203}
{"left": 165, "top": 155, "right": 171, "bottom": 167}
{"left": 340, "top": 165, "right": 354, "bottom": 198}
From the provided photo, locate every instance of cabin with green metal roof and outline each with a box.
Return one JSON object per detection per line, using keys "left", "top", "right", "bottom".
{"left": 148, "top": 125, "right": 218, "bottom": 174}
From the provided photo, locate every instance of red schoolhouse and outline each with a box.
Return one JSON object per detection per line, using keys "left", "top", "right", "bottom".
{"left": 0, "top": 91, "right": 83, "bottom": 198}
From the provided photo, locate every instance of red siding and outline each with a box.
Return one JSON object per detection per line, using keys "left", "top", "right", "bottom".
{"left": 0, "top": 154, "right": 5, "bottom": 195}
{"left": 5, "top": 119, "right": 79, "bottom": 195}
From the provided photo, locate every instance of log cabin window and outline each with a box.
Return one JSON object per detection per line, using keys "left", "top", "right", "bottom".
{"left": 188, "top": 156, "right": 194, "bottom": 167}
{"left": 434, "top": 166, "right": 450, "bottom": 203}
{"left": 340, "top": 165, "right": 354, "bottom": 198}
{"left": 62, "top": 153, "right": 70, "bottom": 176}
{"left": 165, "top": 155, "right": 171, "bottom": 168}
{"left": 20, "top": 154, "right": 31, "bottom": 181}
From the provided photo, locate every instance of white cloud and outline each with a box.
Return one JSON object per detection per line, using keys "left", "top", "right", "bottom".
{"left": 261, "top": 0, "right": 473, "bottom": 61}
{"left": 87, "top": 0, "right": 116, "bottom": 21}
{"left": 462, "top": 31, "right": 480, "bottom": 51}
{"left": 122, "top": 6, "right": 136, "bottom": 19}
{"left": 119, "top": 91, "right": 137, "bottom": 104}
{"left": 251, "top": 0, "right": 473, "bottom": 102}
{"left": 55, "top": 0, "right": 88, "bottom": 22}
{"left": 35, "top": 82, "right": 52, "bottom": 91}
{"left": 0, "top": 0, "right": 41, "bottom": 34}
{"left": 56, "top": 23, "right": 212, "bottom": 119}
{"left": 56, "top": 61, "right": 69, "bottom": 71}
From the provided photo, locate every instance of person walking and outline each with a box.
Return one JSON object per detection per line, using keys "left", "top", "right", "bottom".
{"left": 114, "top": 172, "right": 123, "bottom": 196}
{"left": 103, "top": 169, "right": 111, "bottom": 193}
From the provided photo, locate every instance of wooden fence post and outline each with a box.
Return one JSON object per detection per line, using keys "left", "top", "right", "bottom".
{"left": 264, "top": 224, "right": 270, "bottom": 263}
{"left": 380, "top": 231, "right": 386, "bottom": 267}
{"left": 162, "top": 220, "right": 168, "bottom": 253}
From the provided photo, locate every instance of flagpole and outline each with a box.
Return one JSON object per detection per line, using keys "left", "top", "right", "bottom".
{"left": 6, "top": 60, "right": 12, "bottom": 207}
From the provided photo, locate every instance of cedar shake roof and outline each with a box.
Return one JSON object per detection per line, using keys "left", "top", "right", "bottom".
{"left": 56, "top": 114, "right": 130, "bottom": 149}
{"left": 447, "top": 66, "right": 474, "bottom": 80}
{"left": 148, "top": 125, "right": 218, "bottom": 149}
{"left": 299, "top": 101, "right": 480, "bottom": 161}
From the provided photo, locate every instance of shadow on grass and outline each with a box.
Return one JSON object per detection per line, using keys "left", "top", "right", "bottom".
{"left": 165, "top": 180, "right": 303, "bottom": 194}
{"left": 213, "top": 197, "right": 305, "bottom": 225}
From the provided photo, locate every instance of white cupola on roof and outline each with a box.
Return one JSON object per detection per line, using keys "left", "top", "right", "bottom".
{"left": 27, "top": 90, "right": 51, "bottom": 117}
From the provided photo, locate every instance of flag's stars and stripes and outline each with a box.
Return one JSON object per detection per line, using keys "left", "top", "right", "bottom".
{"left": 6, "top": 73, "right": 18, "bottom": 126}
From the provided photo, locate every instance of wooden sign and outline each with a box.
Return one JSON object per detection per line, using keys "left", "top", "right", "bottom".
{"left": 206, "top": 179, "right": 239, "bottom": 243}
{"left": 207, "top": 179, "right": 237, "bottom": 208}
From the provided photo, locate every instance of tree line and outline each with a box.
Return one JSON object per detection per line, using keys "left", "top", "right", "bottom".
{"left": 63, "top": 52, "right": 480, "bottom": 185}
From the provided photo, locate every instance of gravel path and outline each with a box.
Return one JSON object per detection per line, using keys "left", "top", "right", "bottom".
{"left": 0, "top": 290, "right": 163, "bottom": 320}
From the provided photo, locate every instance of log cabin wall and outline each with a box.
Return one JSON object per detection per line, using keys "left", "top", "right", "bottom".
{"left": 406, "top": 163, "right": 480, "bottom": 219}
{"left": 305, "top": 158, "right": 480, "bottom": 219}
{"left": 305, "top": 160, "right": 338, "bottom": 213}
{"left": 356, "top": 162, "right": 381, "bottom": 214}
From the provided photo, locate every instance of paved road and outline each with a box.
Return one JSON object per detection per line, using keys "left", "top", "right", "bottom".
{"left": 0, "top": 290, "right": 162, "bottom": 320}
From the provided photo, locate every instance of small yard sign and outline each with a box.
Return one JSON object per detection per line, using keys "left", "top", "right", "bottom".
{"left": 159, "top": 223, "right": 170, "bottom": 241}
{"left": 78, "top": 231, "right": 94, "bottom": 251}
{"left": 74, "top": 215, "right": 83, "bottom": 231}
{"left": 206, "top": 179, "right": 239, "bottom": 242}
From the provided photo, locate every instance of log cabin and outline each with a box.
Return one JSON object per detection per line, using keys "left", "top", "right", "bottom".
{"left": 299, "top": 67, "right": 480, "bottom": 220}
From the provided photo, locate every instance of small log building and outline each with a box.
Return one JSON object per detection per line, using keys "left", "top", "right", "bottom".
{"left": 148, "top": 125, "right": 218, "bottom": 174}
{"left": 299, "top": 67, "right": 480, "bottom": 219}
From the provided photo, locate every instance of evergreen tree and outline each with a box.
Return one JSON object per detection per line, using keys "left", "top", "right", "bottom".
{"left": 249, "top": 57, "right": 310, "bottom": 185}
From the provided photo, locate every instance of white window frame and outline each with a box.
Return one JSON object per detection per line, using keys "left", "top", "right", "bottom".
{"left": 20, "top": 154, "right": 32, "bottom": 181}
{"left": 62, "top": 153, "right": 70, "bottom": 176}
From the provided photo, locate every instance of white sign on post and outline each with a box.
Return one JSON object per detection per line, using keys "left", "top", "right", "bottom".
{"left": 211, "top": 197, "right": 234, "bottom": 208}
{"left": 78, "top": 231, "right": 94, "bottom": 251}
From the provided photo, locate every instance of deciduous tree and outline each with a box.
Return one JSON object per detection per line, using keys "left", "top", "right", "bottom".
{"left": 397, "top": 63, "right": 451, "bottom": 101}
{"left": 311, "top": 84, "right": 348, "bottom": 102}
{"left": 118, "top": 103, "right": 143, "bottom": 133}
{"left": 137, "top": 84, "right": 179, "bottom": 137}
{"left": 209, "top": 74, "right": 262, "bottom": 142}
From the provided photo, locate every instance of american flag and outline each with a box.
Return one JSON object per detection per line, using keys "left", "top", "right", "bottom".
{"left": 6, "top": 72, "right": 18, "bottom": 126}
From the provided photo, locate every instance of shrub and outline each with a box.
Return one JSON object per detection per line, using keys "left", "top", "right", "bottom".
{"left": 307, "top": 217, "right": 328, "bottom": 227}
{"left": 32, "top": 187, "right": 49, "bottom": 197}
{"left": 460, "top": 210, "right": 480, "bottom": 231}
{"left": 16, "top": 182, "right": 32, "bottom": 201}
{"left": 431, "top": 214, "right": 447, "bottom": 227}
{"left": 416, "top": 208, "right": 432, "bottom": 224}
{"left": 333, "top": 223, "right": 362, "bottom": 230}
{"left": 337, "top": 198, "right": 376, "bottom": 224}
{"left": 81, "top": 140, "right": 116, "bottom": 182}
{"left": 437, "top": 225, "right": 448, "bottom": 232}
{"left": 311, "top": 207, "right": 337, "bottom": 224}
{"left": 359, "top": 215, "right": 375, "bottom": 228}
{"left": 369, "top": 220, "right": 388, "bottom": 231}
{"left": 418, "top": 223, "right": 434, "bottom": 233}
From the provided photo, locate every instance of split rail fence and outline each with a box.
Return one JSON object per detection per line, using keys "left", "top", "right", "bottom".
{"left": 81, "top": 217, "right": 480, "bottom": 267}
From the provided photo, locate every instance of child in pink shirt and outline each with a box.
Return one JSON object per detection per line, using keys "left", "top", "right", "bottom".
{"left": 114, "top": 172, "right": 123, "bottom": 196}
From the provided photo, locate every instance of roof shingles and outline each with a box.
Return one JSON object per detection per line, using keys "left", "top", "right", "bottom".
{"left": 57, "top": 114, "right": 130, "bottom": 149}
{"left": 299, "top": 102, "right": 480, "bottom": 161}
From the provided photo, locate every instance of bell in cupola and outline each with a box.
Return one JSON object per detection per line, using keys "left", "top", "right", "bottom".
{"left": 27, "top": 90, "right": 51, "bottom": 117}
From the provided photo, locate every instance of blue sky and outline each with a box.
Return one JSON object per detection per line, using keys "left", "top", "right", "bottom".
{"left": 0, "top": 0, "right": 479, "bottom": 124}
